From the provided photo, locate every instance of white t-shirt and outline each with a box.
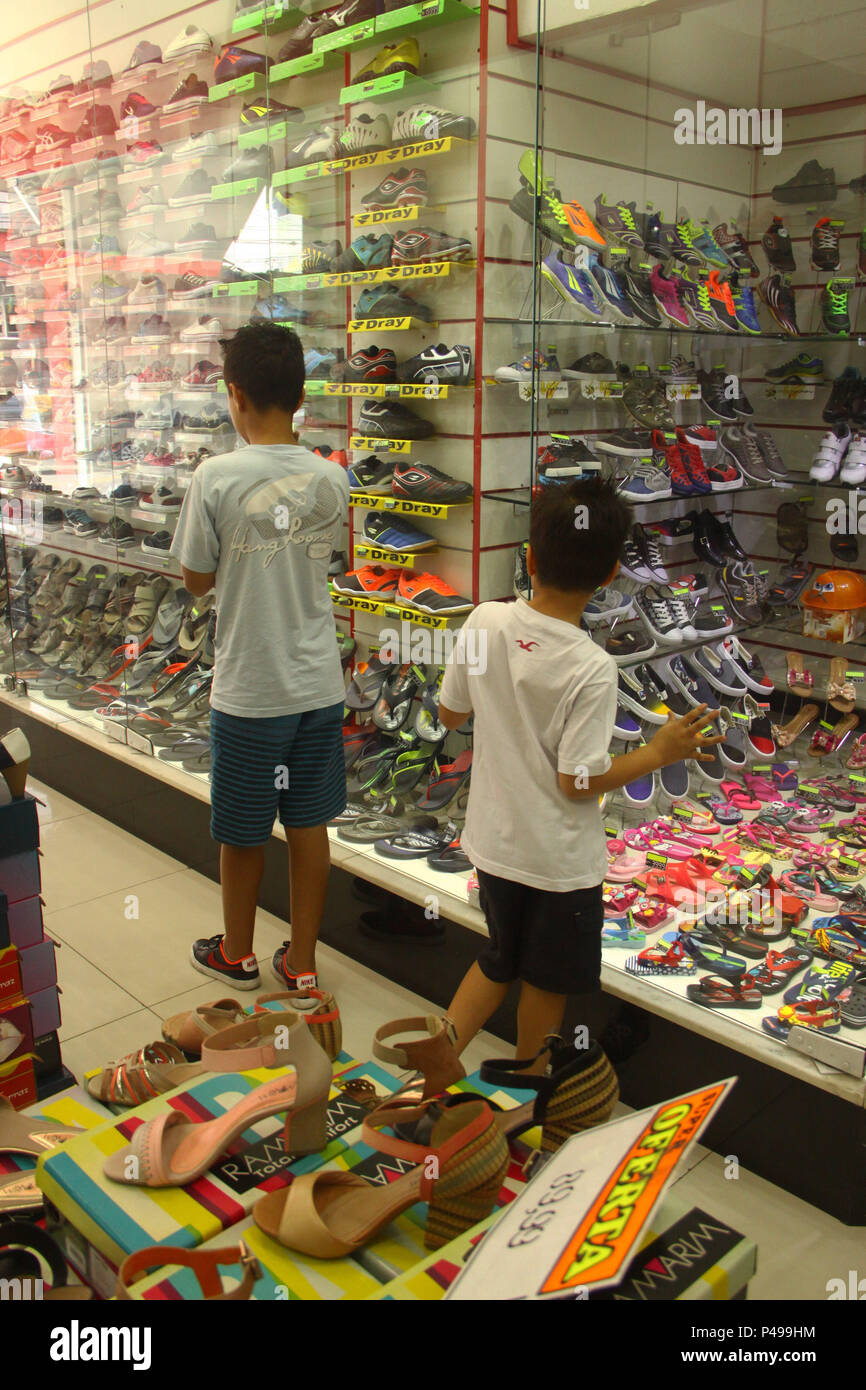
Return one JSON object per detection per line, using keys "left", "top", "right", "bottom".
{"left": 441, "top": 599, "right": 617, "bottom": 891}
{"left": 171, "top": 443, "right": 349, "bottom": 717}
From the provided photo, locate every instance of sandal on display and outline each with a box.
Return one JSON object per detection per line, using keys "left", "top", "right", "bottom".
{"left": 0, "top": 1095, "right": 81, "bottom": 1155}
{"left": 840, "top": 975, "right": 866, "bottom": 1029}
{"left": 677, "top": 929, "right": 748, "bottom": 977}
{"left": 625, "top": 935, "right": 697, "bottom": 977}
{"left": 808, "top": 713, "right": 859, "bottom": 758}
{"left": 746, "top": 946, "right": 814, "bottom": 995}
{"left": 0, "top": 1220, "right": 92, "bottom": 1300}
{"left": 253, "top": 1097, "right": 509, "bottom": 1257}
{"left": 685, "top": 974, "right": 762, "bottom": 1009}
{"left": 116, "top": 1242, "right": 262, "bottom": 1302}
{"left": 478, "top": 1035, "right": 619, "bottom": 1149}
{"left": 161, "top": 997, "right": 247, "bottom": 1056}
{"left": 785, "top": 651, "right": 814, "bottom": 698}
{"left": 603, "top": 919, "right": 646, "bottom": 948}
{"left": 372, "top": 1014, "right": 465, "bottom": 1101}
{"left": 345, "top": 656, "right": 394, "bottom": 712}
{"left": 86, "top": 1041, "right": 204, "bottom": 1107}
{"left": 0, "top": 728, "right": 31, "bottom": 799}
{"left": 0, "top": 1170, "right": 44, "bottom": 1214}
{"left": 763, "top": 996, "right": 843, "bottom": 1039}
{"left": 827, "top": 657, "right": 856, "bottom": 714}
{"left": 772, "top": 701, "right": 819, "bottom": 749}
{"left": 253, "top": 988, "right": 342, "bottom": 1062}
{"left": 846, "top": 734, "right": 866, "bottom": 771}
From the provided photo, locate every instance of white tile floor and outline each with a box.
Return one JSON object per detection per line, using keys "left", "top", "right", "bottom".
{"left": 32, "top": 778, "right": 863, "bottom": 1301}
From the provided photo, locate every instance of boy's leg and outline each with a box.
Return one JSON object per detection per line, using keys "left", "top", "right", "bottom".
{"left": 515, "top": 982, "right": 566, "bottom": 1071}
{"left": 282, "top": 824, "right": 330, "bottom": 976}
{"left": 221, "top": 843, "right": 266, "bottom": 961}
{"left": 446, "top": 961, "right": 509, "bottom": 1055}
{"left": 445, "top": 870, "right": 523, "bottom": 1054}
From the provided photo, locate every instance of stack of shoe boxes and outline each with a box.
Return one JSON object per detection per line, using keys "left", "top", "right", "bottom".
{"left": 0, "top": 789, "right": 66, "bottom": 1106}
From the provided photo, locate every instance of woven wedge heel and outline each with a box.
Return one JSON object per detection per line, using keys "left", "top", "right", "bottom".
{"left": 480, "top": 1035, "right": 619, "bottom": 1151}
{"left": 254, "top": 988, "right": 342, "bottom": 1062}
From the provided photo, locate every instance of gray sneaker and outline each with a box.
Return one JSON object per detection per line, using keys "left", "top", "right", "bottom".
{"left": 623, "top": 377, "right": 674, "bottom": 431}
{"left": 750, "top": 426, "right": 788, "bottom": 481}
{"left": 718, "top": 426, "right": 773, "bottom": 484}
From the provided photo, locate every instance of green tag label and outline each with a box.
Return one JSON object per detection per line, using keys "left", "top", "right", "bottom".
{"left": 711, "top": 604, "right": 726, "bottom": 612}
{"left": 672, "top": 806, "right": 693, "bottom": 820}
{"left": 627, "top": 909, "right": 635, "bottom": 928}
{"left": 695, "top": 790, "right": 711, "bottom": 800}
{"left": 752, "top": 764, "right": 771, "bottom": 772}
{"left": 605, "top": 824, "right": 619, "bottom": 837}
{"left": 731, "top": 711, "right": 749, "bottom": 722}
{"left": 819, "top": 721, "right": 834, "bottom": 731}
{"left": 800, "top": 784, "right": 819, "bottom": 793}
{"left": 739, "top": 867, "right": 756, "bottom": 883}
{"left": 646, "top": 852, "right": 668, "bottom": 868}
{"left": 411, "top": 663, "right": 426, "bottom": 682}
{"left": 819, "top": 821, "right": 835, "bottom": 830}
{"left": 839, "top": 857, "right": 860, "bottom": 870}
{"left": 850, "top": 774, "right": 866, "bottom": 784}
{"left": 846, "top": 670, "right": 864, "bottom": 679}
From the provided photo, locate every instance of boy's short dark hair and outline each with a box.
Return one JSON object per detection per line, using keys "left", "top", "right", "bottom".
{"left": 220, "top": 322, "right": 305, "bottom": 414}
{"left": 529, "top": 476, "right": 632, "bottom": 592}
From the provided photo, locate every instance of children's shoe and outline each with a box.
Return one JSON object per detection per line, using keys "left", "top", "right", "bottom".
{"left": 191, "top": 934, "right": 261, "bottom": 990}
{"left": 271, "top": 941, "right": 318, "bottom": 990}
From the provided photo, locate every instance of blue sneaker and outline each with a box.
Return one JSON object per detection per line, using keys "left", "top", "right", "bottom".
{"left": 354, "top": 285, "right": 433, "bottom": 320}
{"left": 251, "top": 294, "right": 307, "bottom": 323}
{"left": 541, "top": 248, "right": 603, "bottom": 319}
{"left": 362, "top": 512, "right": 436, "bottom": 551}
{"left": 85, "top": 235, "right": 121, "bottom": 258}
{"left": 685, "top": 221, "right": 731, "bottom": 269}
{"left": 732, "top": 284, "right": 761, "bottom": 334}
{"left": 304, "top": 347, "right": 338, "bottom": 378}
{"left": 333, "top": 234, "right": 394, "bottom": 272}
{"left": 588, "top": 254, "right": 636, "bottom": 324}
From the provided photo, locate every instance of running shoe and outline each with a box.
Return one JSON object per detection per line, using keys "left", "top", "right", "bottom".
{"left": 332, "top": 565, "right": 401, "bottom": 598}
{"left": 332, "top": 234, "right": 393, "bottom": 271}
{"left": 214, "top": 43, "right": 271, "bottom": 81}
{"left": 541, "top": 247, "right": 603, "bottom": 319}
{"left": 811, "top": 217, "right": 842, "bottom": 272}
{"left": 391, "top": 460, "right": 472, "bottom": 502}
{"left": 619, "top": 268, "right": 662, "bottom": 327}
{"left": 338, "top": 113, "right": 392, "bottom": 156}
{"left": 593, "top": 195, "right": 644, "bottom": 249}
{"left": 361, "top": 167, "right": 428, "bottom": 210}
{"left": 766, "top": 352, "right": 823, "bottom": 383}
{"left": 713, "top": 222, "right": 759, "bottom": 276}
{"left": 397, "top": 570, "right": 472, "bottom": 614}
{"left": 676, "top": 269, "right": 722, "bottom": 330}
{"left": 357, "top": 401, "right": 435, "bottom": 439}
{"left": 354, "top": 285, "right": 433, "bottom": 321}
{"left": 732, "top": 283, "right": 762, "bottom": 334}
{"left": 331, "top": 346, "right": 396, "bottom": 382}
{"left": 762, "top": 217, "right": 795, "bottom": 273}
{"left": 822, "top": 279, "right": 852, "bottom": 336}
{"left": 346, "top": 456, "right": 394, "bottom": 493}
{"left": 649, "top": 264, "right": 689, "bottom": 327}
{"left": 391, "top": 104, "right": 476, "bottom": 143}
{"left": 362, "top": 513, "right": 436, "bottom": 551}
{"left": 514, "top": 150, "right": 605, "bottom": 249}
{"left": 588, "top": 255, "right": 636, "bottom": 323}
{"left": 391, "top": 228, "right": 473, "bottom": 263}
{"left": 397, "top": 344, "right": 472, "bottom": 384}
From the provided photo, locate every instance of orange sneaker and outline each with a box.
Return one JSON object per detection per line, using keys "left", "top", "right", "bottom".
{"left": 331, "top": 565, "right": 401, "bottom": 599}
{"left": 397, "top": 570, "right": 472, "bottom": 614}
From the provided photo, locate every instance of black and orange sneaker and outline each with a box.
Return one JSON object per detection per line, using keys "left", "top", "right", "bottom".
{"left": 331, "top": 564, "right": 402, "bottom": 598}
{"left": 271, "top": 942, "right": 318, "bottom": 990}
{"left": 191, "top": 934, "right": 261, "bottom": 990}
{"left": 361, "top": 166, "right": 428, "bottom": 210}
{"left": 331, "top": 346, "right": 397, "bottom": 383}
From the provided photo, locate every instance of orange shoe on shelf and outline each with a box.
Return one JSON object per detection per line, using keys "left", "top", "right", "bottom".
{"left": 331, "top": 564, "right": 402, "bottom": 599}
{"left": 397, "top": 569, "right": 473, "bottom": 615}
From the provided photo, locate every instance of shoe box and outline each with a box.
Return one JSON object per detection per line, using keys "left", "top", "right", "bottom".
{"left": 0, "top": 936, "right": 57, "bottom": 1004}
{"left": 0, "top": 890, "right": 45, "bottom": 951}
{"left": 0, "top": 789, "right": 42, "bottom": 907}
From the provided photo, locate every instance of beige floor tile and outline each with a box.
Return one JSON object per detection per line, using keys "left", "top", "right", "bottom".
{"left": 39, "top": 812, "right": 182, "bottom": 910}
{"left": 671, "top": 1149, "right": 864, "bottom": 1300}
{"left": 56, "top": 943, "right": 150, "bottom": 1039}
{"left": 30, "top": 778, "right": 87, "bottom": 826}
{"left": 59, "top": 1008, "right": 167, "bottom": 1085}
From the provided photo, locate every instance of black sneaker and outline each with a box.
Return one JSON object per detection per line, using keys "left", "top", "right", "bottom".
{"left": 594, "top": 429, "right": 652, "bottom": 456}
{"left": 141, "top": 530, "right": 173, "bottom": 554}
{"left": 693, "top": 601, "right": 733, "bottom": 636}
{"left": 271, "top": 941, "right": 318, "bottom": 989}
{"left": 191, "top": 933, "right": 261, "bottom": 990}
{"left": 720, "top": 560, "right": 764, "bottom": 626}
{"left": 391, "top": 459, "right": 472, "bottom": 502}
{"left": 604, "top": 627, "right": 657, "bottom": 664}
{"left": 772, "top": 159, "right": 836, "bottom": 204}
{"left": 823, "top": 367, "right": 861, "bottom": 424}
{"left": 762, "top": 217, "right": 795, "bottom": 273}
{"left": 634, "top": 585, "right": 682, "bottom": 645}
{"left": 562, "top": 352, "right": 615, "bottom": 378}
{"left": 822, "top": 278, "right": 851, "bottom": 336}
{"left": 331, "top": 346, "right": 397, "bottom": 383}
{"left": 619, "top": 268, "right": 662, "bottom": 327}
{"left": 358, "top": 400, "right": 435, "bottom": 440}
{"left": 354, "top": 285, "right": 434, "bottom": 320}
{"left": 811, "top": 217, "right": 841, "bottom": 272}
{"left": 397, "top": 343, "right": 472, "bottom": 384}
{"left": 760, "top": 274, "right": 799, "bottom": 335}
{"left": 698, "top": 367, "right": 740, "bottom": 423}
{"left": 98, "top": 518, "right": 135, "bottom": 547}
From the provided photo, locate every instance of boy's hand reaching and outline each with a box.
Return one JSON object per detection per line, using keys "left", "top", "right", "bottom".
{"left": 650, "top": 704, "right": 723, "bottom": 766}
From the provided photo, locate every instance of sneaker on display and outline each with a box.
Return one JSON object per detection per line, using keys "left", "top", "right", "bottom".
{"left": 332, "top": 233, "right": 394, "bottom": 271}
{"left": 353, "top": 39, "right": 420, "bottom": 83}
{"left": 635, "top": 586, "right": 682, "bottom": 646}
{"left": 713, "top": 222, "right": 759, "bottom": 276}
{"left": 766, "top": 351, "right": 824, "bottom": 383}
{"left": 762, "top": 216, "right": 795, "bottom": 273}
{"left": 810, "top": 423, "right": 851, "bottom": 482}
{"left": 760, "top": 273, "right": 799, "bottom": 334}
{"left": 391, "top": 104, "right": 476, "bottom": 143}
{"left": 338, "top": 114, "right": 392, "bottom": 157}
{"left": 361, "top": 167, "right": 428, "bottom": 210}
{"left": 811, "top": 217, "right": 842, "bottom": 272}
{"left": 822, "top": 278, "right": 851, "bottom": 336}
{"left": 362, "top": 512, "right": 436, "bottom": 551}
{"left": 164, "top": 24, "right": 213, "bottom": 61}
{"left": 541, "top": 248, "right": 604, "bottom": 320}
{"left": 772, "top": 158, "right": 836, "bottom": 204}
{"left": 391, "top": 459, "right": 472, "bottom": 502}
{"left": 346, "top": 456, "right": 395, "bottom": 492}
{"left": 213, "top": 43, "right": 271, "bottom": 83}
{"left": 174, "top": 271, "right": 219, "bottom": 299}
{"left": 839, "top": 430, "right": 866, "bottom": 485}
{"left": 173, "top": 130, "right": 219, "bottom": 160}
{"left": 125, "top": 184, "right": 167, "bottom": 215}
{"left": 592, "top": 195, "right": 644, "bottom": 249}
{"left": 398, "top": 344, "right": 472, "bottom": 384}
{"left": 397, "top": 570, "right": 472, "bottom": 615}
{"left": 169, "top": 168, "right": 216, "bottom": 206}
{"left": 391, "top": 228, "right": 473, "bottom": 263}
{"left": 583, "top": 586, "right": 634, "bottom": 625}
{"left": 284, "top": 126, "right": 340, "bottom": 168}
{"left": 358, "top": 400, "right": 435, "bottom": 440}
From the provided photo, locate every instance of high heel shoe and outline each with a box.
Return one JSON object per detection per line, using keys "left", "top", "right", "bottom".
{"left": 104, "top": 1011, "right": 333, "bottom": 1186}
{"left": 0, "top": 728, "right": 30, "bottom": 799}
{"left": 253, "top": 988, "right": 342, "bottom": 1062}
{"left": 480, "top": 1036, "right": 619, "bottom": 1150}
{"left": 253, "top": 1097, "right": 508, "bottom": 1258}
{"left": 372, "top": 1015, "right": 464, "bottom": 1100}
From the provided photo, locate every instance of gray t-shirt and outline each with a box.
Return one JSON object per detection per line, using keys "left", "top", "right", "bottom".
{"left": 170, "top": 443, "right": 349, "bottom": 717}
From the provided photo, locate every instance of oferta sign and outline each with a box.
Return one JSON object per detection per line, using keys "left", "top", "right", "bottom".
{"left": 445, "top": 1080, "right": 733, "bottom": 1300}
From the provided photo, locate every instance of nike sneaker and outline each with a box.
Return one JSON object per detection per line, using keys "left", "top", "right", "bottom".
{"left": 822, "top": 278, "right": 852, "bottom": 336}
{"left": 241, "top": 98, "right": 303, "bottom": 127}
{"left": 593, "top": 195, "right": 644, "bottom": 249}
{"left": 354, "top": 285, "right": 433, "bottom": 320}
{"left": 541, "top": 248, "right": 604, "bottom": 319}
{"left": 331, "top": 346, "right": 397, "bottom": 382}
{"left": 333, "top": 234, "right": 394, "bottom": 271}
{"left": 619, "top": 268, "right": 662, "bottom": 327}
{"left": 362, "top": 512, "right": 436, "bottom": 551}
{"left": 760, "top": 274, "right": 799, "bottom": 334}
{"left": 713, "top": 222, "right": 759, "bottom": 276}
{"left": 285, "top": 126, "right": 340, "bottom": 168}
{"left": 332, "top": 565, "right": 402, "bottom": 599}
{"left": 353, "top": 39, "right": 419, "bottom": 82}
{"left": 762, "top": 217, "right": 795, "bottom": 273}
{"left": 338, "top": 114, "right": 392, "bottom": 156}
{"left": 649, "top": 264, "right": 689, "bottom": 328}
{"left": 391, "top": 104, "right": 476, "bottom": 143}
{"left": 391, "top": 228, "right": 473, "bottom": 263}
{"left": 391, "top": 459, "right": 472, "bottom": 502}
{"left": 214, "top": 43, "right": 271, "bottom": 81}
{"left": 811, "top": 217, "right": 842, "bottom": 272}
{"left": 358, "top": 401, "right": 435, "bottom": 439}
{"left": 397, "top": 344, "right": 472, "bottom": 384}
{"left": 397, "top": 570, "right": 472, "bottom": 614}
{"left": 346, "top": 456, "right": 395, "bottom": 492}
{"left": 361, "top": 167, "right": 428, "bottom": 210}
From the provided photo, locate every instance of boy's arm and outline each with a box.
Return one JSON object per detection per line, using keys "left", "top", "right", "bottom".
{"left": 438, "top": 614, "right": 477, "bottom": 729}
{"left": 170, "top": 469, "right": 220, "bottom": 594}
{"left": 439, "top": 701, "right": 472, "bottom": 731}
{"left": 559, "top": 705, "right": 723, "bottom": 801}
{"left": 181, "top": 566, "right": 216, "bottom": 598}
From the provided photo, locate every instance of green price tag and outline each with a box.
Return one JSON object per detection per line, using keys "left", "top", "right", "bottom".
{"left": 627, "top": 908, "right": 635, "bottom": 928}
{"left": 731, "top": 711, "right": 749, "bottom": 721}
{"left": 695, "top": 790, "right": 712, "bottom": 800}
{"left": 799, "top": 783, "right": 819, "bottom": 793}
{"left": 838, "top": 857, "right": 860, "bottom": 871}
{"left": 711, "top": 604, "right": 726, "bottom": 612}
{"left": 739, "top": 867, "right": 756, "bottom": 883}
{"left": 819, "top": 821, "right": 835, "bottom": 830}
{"left": 819, "top": 721, "right": 834, "bottom": 731}
{"left": 849, "top": 774, "right": 866, "bottom": 784}
{"left": 673, "top": 806, "right": 693, "bottom": 820}
{"left": 752, "top": 764, "right": 771, "bottom": 772}
{"left": 605, "top": 824, "right": 620, "bottom": 837}
{"left": 846, "top": 671, "right": 864, "bottom": 679}
{"left": 646, "top": 851, "right": 668, "bottom": 868}
{"left": 411, "top": 664, "right": 426, "bottom": 683}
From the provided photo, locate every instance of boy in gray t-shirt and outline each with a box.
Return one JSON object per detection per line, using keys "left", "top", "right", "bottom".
{"left": 171, "top": 323, "right": 349, "bottom": 992}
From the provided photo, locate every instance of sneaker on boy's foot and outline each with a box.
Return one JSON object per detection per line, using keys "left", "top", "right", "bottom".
{"left": 271, "top": 940, "right": 318, "bottom": 989}
{"left": 191, "top": 933, "right": 261, "bottom": 989}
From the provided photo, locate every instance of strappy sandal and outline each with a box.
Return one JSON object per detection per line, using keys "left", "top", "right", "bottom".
{"left": 603, "top": 919, "right": 646, "bottom": 947}
{"left": 773, "top": 701, "right": 819, "bottom": 749}
{"left": 414, "top": 670, "right": 447, "bottom": 742}
{"left": 178, "top": 595, "right": 215, "bottom": 652}
{"left": 253, "top": 988, "right": 342, "bottom": 1062}
{"left": 786, "top": 651, "right": 814, "bottom": 698}
{"left": 126, "top": 577, "right": 171, "bottom": 635}
{"left": 625, "top": 935, "right": 697, "bottom": 976}
{"left": 828, "top": 657, "right": 857, "bottom": 714}
{"left": 686, "top": 974, "right": 761, "bottom": 1009}
{"left": 603, "top": 884, "right": 639, "bottom": 916}
{"left": 116, "top": 1241, "right": 261, "bottom": 1302}
{"left": 372, "top": 1015, "right": 464, "bottom": 1101}
{"left": 809, "top": 712, "right": 859, "bottom": 759}
{"left": 0, "top": 1095, "right": 81, "bottom": 1155}
{"left": 103, "top": 1011, "right": 333, "bottom": 1186}
{"left": 253, "top": 1097, "right": 508, "bottom": 1257}
{"left": 161, "top": 998, "right": 247, "bottom": 1056}
{"left": 792, "top": 921, "right": 866, "bottom": 969}
{"left": 86, "top": 1041, "right": 203, "bottom": 1107}
{"left": 0, "top": 1220, "right": 92, "bottom": 1300}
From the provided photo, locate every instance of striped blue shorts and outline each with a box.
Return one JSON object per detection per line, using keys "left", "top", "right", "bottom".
{"left": 209, "top": 702, "right": 347, "bottom": 846}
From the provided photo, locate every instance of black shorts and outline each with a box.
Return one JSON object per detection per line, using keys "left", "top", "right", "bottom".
{"left": 475, "top": 869, "right": 603, "bottom": 994}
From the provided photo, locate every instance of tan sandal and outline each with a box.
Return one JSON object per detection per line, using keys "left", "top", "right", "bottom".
{"left": 253, "top": 1097, "right": 508, "bottom": 1258}
{"left": 161, "top": 998, "right": 247, "bottom": 1056}
{"left": 772, "top": 701, "right": 819, "bottom": 748}
{"left": 104, "top": 1010, "right": 333, "bottom": 1187}
{"left": 372, "top": 1015, "right": 465, "bottom": 1100}
{"left": 828, "top": 657, "right": 857, "bottom": 714}
{"left": 786, "top": 651, "right": 814, "bottom": 699}
{"left": 0, "top": 1095, "right": 81, "bottom": 1156}
{"left": 86, "top": 1041, "right": 204, "bottom": 1108}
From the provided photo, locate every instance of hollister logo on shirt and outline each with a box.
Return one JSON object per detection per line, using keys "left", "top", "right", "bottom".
{"left": 517, "top": 639, "right": 540, "bottom": 651}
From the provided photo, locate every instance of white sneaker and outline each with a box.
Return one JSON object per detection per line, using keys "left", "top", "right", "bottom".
{"left": 338, "top": 114, "right": 392, "bottom": 156}
{"left": 810, "top": 423, "right": 851, "bottom": 482}
{"left": 173, "top": 130, "right": 219, "bottom": 161}
{"left": 164, "top": 24, "right": 212, "bottom": 60}
{"left": 179, "top": 315, "right": 223, "bottom": 340}
{"left": 128, "top": 274, "right": 166, "bottom": 304}
{"left": 127, "top": 232, "right": 172, "bottom": 257}
{"left": 840, "top": 429, "right": 866, "bottom": 485}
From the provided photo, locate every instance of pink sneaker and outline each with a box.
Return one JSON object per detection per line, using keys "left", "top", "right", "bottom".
{"left": 650, "top": 264, "right": 690, "bottom": 328}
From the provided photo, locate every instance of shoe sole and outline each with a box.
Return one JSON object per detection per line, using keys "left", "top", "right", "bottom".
{"left": 189, "top": 948, "right": 261, "bottom": 990}
{"left": 583, "top": 600, "right": 635, "bottom": 626}
{"left": 636, "top": 607, "right": 682, "bottom": 647}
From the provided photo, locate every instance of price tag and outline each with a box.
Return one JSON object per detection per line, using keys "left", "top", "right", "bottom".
{"left": 849, "top": 774, "right": 866, "bottom": 783}
{"left": 605, "top": 824, "right": 620, "bottom": 837}
{"left": 846, "top": 670, "right": 864, "bottom": 679}
{"left": 645, "top": 852, "right": 668, "bottom": 868}
{"left": 711, "top": 603, "right": 726, "bottom": 612}
{"left": 751, "top": 764, "right": 771, "bottom": 772}
{"left": 694, "top": 790, "right": 712, "bottom": 800}
{"left": 838, "top": 856, "right": 861, "bottom": 871}
{"left": 819, "top": 721, "right": 834, "bottom": 731}
{"left": 731, "top": 711, "right": 749, "bottom": 722}
{"left": 738, "top": 867, "right": 757, "bottom": 884}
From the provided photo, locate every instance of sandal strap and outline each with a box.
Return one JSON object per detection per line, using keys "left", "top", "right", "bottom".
{"left": 372, "top": 1015, "right": 464, "bottom": 1097}
{"left": 116, "top": 1242, "right": 262, "bottom": 1300}
{"left": 361, "top": 1097, "right": 493, "bottom": 1198}
{"left": 478, "top": 1033, "right": 565, "bottom": 1094}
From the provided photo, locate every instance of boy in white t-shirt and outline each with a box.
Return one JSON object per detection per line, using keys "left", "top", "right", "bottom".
{"left": 439, "top": 477, "right": 722, "bottom": 1070}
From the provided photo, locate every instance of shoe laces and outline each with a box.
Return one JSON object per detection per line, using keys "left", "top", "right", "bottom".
{"left": 616, "top": 202, "right": 636, "bottom": 231}
{"left": 813, "top": 221, "right": 839, "bottom": 251}
{"left": 826, "top": 280, "right": 849, "bottom": 311}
